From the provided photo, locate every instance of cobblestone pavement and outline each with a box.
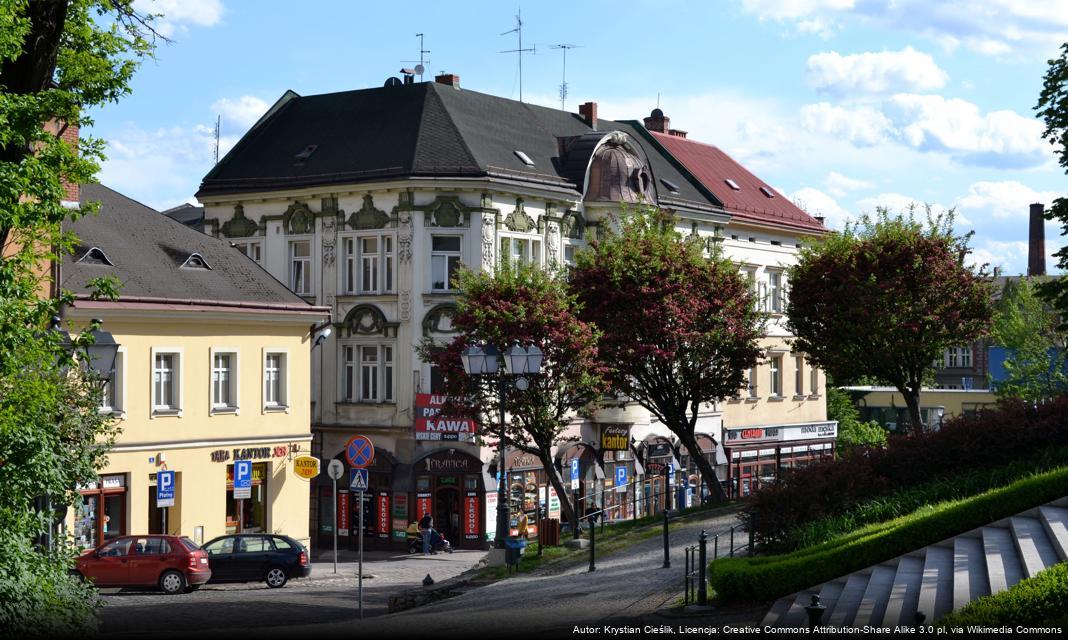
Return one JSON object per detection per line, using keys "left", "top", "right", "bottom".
{"left": 96, "top": 549, "right": 486, "bottom": 636}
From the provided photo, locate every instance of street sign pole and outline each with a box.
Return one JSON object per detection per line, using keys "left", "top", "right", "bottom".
{"left": 333, "top": 481, "right": 338, "bottom": 574}
{"left": 358, "top": 494, "right": 364, "bottom": 619}
{"left": 163, "top": 506, "right": 167, "bottom": 535}
{"left": 326, "top": 459, "right": 345, "bottom": 575}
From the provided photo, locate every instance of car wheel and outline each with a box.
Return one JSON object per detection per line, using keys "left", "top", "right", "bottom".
{"left": 265, "top": 566, "right": 288, "bottom": 589}
{"left": 159, "top": 570, "right": 186, "bottom": 595}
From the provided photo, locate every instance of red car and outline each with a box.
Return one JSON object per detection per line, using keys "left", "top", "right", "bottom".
{"left": 76, "top": 535, "right": 211, "bottom": 594}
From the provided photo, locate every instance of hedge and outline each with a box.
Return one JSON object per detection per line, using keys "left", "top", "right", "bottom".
{"left": 709, "top": 466, "right": 1068, "bottom": 603}
{"left": 938, "top": 563, "right": 1068, "bottom": 628}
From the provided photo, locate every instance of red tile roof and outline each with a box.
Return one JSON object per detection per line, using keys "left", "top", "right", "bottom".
{"left": 649, "top": 131, "right": 825, "bottom": 233}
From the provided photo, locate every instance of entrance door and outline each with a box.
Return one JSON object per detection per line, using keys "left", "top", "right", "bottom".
{"left": 435, "top": 487, "right": 460, "bottom": 543}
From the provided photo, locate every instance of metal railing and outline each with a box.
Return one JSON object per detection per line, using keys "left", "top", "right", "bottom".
{"left": 684, "top": 523, "right": 751, "bottom": 604}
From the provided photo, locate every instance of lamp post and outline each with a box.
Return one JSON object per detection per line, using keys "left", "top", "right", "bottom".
{"left": 461, "top": 342, "right": 543, "bottom": 549}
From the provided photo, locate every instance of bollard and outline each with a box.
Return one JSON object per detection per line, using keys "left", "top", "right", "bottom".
{"left": 730, "top": 526, "right": 735, "bottom": 557}
{"left": 698, "top": 529, "right": 708, "bottom": 606}
{"left": 588, "top": 514, "right": 597, "bottom": 573}
{"left": 748, "top": 515, "right": 756, "bottom": 555}
{"left": 684, "top": 546, "right": 692, "bottom": 605}
{"left": 536, "top": 501, "right": 543, "bottom": 557}
{"left": 662, "top": 509, "right": 671, "bottom": 568}
{"left": 713, "top": 534, "right": 719, "bottom": 561}
{"left": 804, "top": 594, "right": 826, "bottom": 630}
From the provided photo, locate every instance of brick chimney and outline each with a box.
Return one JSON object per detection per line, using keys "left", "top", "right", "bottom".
{"left": 644, "top": 108, "right": 668, "bottom": 132}
{"left": 1028, "top": 202, "right": 1046, "bottom": 277}
{"left": 579, "top": 101, "right": 597, "bottom": 129}
{"left": 44, "top": 119, "right": 79, "bottom": 204}
{"left": 434, "top": 73, "right": 460, "bottom": 88}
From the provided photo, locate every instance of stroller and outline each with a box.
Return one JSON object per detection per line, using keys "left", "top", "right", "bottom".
{"left": 406, "top": 522, "right": 454, "bottom": 554}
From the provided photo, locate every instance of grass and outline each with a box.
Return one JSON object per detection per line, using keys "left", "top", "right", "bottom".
{"left": 938, "top": 563, "right": 1068, "bottom": 629}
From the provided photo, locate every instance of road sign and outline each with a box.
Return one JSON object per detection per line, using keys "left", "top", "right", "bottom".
{"left": 667, "top": 462, "right": 675, "bottom": 484}
{"left": 293, "top": 455, "right": 320, "bottom": 480}
{"left": 234, "top": 460, "right": 252, "bottom": 499}
{"left": 349, "top": 468, "right": 369, "bottom": 493}
{"left": 615, "top": 466, "right": 627, "bottom": 493}
{"left": 156, "top": 470, "right": 175, "bottom": 508}
{"left": 345, "top": 435, "right": 375, "bottom": 468}
{"left": 327, "top": 458, "right": 345, "bottom": 480}
{"left": 570, "top": 459, "right": 580, "bottom": 490}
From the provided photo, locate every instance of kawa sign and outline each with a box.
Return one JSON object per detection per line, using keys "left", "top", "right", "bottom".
{"left": 414, "top": 394, "right": 478, "bottom": 442}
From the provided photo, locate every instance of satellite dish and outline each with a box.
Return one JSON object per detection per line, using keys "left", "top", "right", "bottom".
{"left": 414, "top": 64, "right": 425, "bottom": 76}
{"left": 384, "top": 77, "right": 402, "bottom": 88}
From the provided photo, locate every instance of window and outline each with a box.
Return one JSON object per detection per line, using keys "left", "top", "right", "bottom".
{"left": 747, "top": 366, "right": 758, "bottom": 399}
{"left": 264, "top": 352, "right": 287, "bottom": 409}
{"left": 499, "top": 235, "right": 542, "bottom": 267}
{"left": 810, "top": 366, "right": 819, "bottom": 396}
{"left": 430, "top": 363, "right": 447, "bottom": 394}
{"left": 343, "top": 344, "right": 394, "bottom": 403}
{"left": 99, "top": 350, "right": 124, "bottom": 414}
{"left": 212, "top": 352, "right": 237, "bottom": 411}
{"left": 233, "top": 241, "right": 262, "bottom": 264}
{"left": 770, "top": 355, "right": 783, "bottom": 397}
{"left": 767, "top": 270, "right": 783, "bottom": 313}
{"left": 343, "top": 234, "right": 395, "bottom": 294}
{"left": 944, "top": 346, "right": 972, "bottom": 368}
{"left": 794, "top": 355, "right": 804, "bottom": 396}
{"left": 431, "top": 235, "right": 462, "bottom": 291}
{"left": 290, "top": 241, "right": 311, "bottom": 295}
{"left": 740, "top": 267, "right": 758, "bottom": 302}
{"left": 152, "top": 350, "right": 181, "bottom": 414}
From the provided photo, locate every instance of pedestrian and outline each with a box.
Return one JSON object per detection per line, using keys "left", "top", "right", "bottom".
{"left": 419, "top": 512, "right": 434, "bottom": 555}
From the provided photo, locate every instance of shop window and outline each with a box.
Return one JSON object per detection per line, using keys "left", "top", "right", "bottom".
{"left": 226, "top": 462, "right": 268, "bottom": 534}
{"left": 75, "top": 475, "right": 127, "bottom": 550}
{"left": 152, "top": 350, "right": 182, "bottom": 415}
{"left": 264, "top": 351, "right": 288, "bottom": 410}
{"left": 431, "top": 235, "right": 462, "bottom": 291}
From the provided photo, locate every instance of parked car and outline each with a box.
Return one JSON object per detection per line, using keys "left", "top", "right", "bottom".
{"left": 76, "top": 535, "right": 211, "bottom": 595}
{"left": 201, "top": 534, "right": 310, "bottom": 588}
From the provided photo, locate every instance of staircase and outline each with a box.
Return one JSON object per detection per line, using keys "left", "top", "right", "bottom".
{"left": 762, "top": 498, "right": 1068, "bottom": 628}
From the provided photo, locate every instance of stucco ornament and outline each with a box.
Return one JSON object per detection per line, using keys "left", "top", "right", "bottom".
{"left": 546, "top": 220, "right": 560, "bottom": 268}
{"left": 398, "top": 211, "right": 413, "bottom": 264}
{"left": 481, "top": 215, "right": 495, "bottom": 271}
{"left": 321, "top": 217, "right": 336, "bottom": 266}
{"left": 221, "top": 203, "right": 258, "bottom": 238}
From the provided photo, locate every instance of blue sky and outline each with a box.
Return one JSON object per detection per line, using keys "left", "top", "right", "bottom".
{"left": 93, "top": 0, "right": 1068, "bottom": 275}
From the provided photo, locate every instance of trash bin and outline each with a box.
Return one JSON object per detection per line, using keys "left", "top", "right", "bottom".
{"left": 504, "top": 537, "right": 526, "bottom": 567}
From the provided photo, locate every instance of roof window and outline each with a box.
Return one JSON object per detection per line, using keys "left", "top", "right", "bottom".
{"left": 180, "top": 253, "right": 212, "bottom": 270}
{"left": 76, "top": 247, "right": 114, "bottom": 266}
{"left": 294, "top": 144, "right": 318, "bottom": 164}
{"left": 659, "top": 178, "right": 680, "bottom": 194}
{"left": 760, "top": 186, "right": 775, "bottom": 198}
{"left": 725, "top": 179, "right": 741, "bottom": 191}
{"left": 514, "top": 150, "right": 535, "bottom": 166}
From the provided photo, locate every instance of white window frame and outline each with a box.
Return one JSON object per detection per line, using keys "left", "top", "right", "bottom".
{"left": 767, "top": 269, "right": 784, "bottom": 314}
{"left": 342, "top": 343, "right": 395, "bottom": 404}
{"left": 739, "top": 266, "right": 758, "bottom": 307}
{"left": 561, "top": 237, "right": 585, "bottom": 267}
{"left": 746, "top": 365, "right": 758, "bottom": 400}
{"left": 262, "top": 349, "right": 290, "bottom": 413}
{"left": 150, "top": 347, "right": 183, "bottom": 418}
{"left": 98, "top": 346, "right": 127, "bottom": 418}
{"left": 945, "top": 346, "right": 972, "bottom": 368}
{"left": 289, "top": 239, "right": 313, "bottom": 296}
{"left": 233, "top": 240, "right": 263, "bottom": 265}
{"left": 769, "top": 354, "right": 784, "bottom": 398}
{"left": 431, "top": 234, "right": 463, "bottom": 292}
{"left": 794, "top": 354, "right": 804, "bottom": 398}
{"left": 209, "top": 348, "right": 239, "bottom": 415}
{"left": 341, "top": 232, "right": 396, "bottom": 294}
{"left": 810, "top": 366, "right": 820, "bottom": 398}
{"left": 499, "top": 233, "right": 543, "bottom": 268}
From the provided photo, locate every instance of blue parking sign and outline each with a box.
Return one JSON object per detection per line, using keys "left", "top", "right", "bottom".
{"left": 234, "top": 460, "right": 252, "bottom": 499}
{"left": 615, "top": 466, "right": 627, "bottom": 487}
{"left": 156, "top": 470, "right": 175, "bottom": 508}
{"left": 570, "top": 459, "right": 580, "bottom": 490}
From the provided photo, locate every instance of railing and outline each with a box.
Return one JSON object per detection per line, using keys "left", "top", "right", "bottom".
{"left": 684, "top": 524, "right": 751, "bottom": 605}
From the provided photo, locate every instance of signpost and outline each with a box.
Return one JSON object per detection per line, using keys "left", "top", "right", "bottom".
{"left": 326, "top": 459, "right": 344, "bottom": 574}
{"left": 615, "top": 466, "right": 627, "bottom": 493}
{"left": 345, "top": 435, "right": 373, "bottom": 620}
{"left": 234, "top": 460, "right": 251, "bottom": 531}
{"left": 156, "top": 470, "right": 174, "bottom": 534}
{"left": 570, "top": 459, "right": 580, "bottom": 491}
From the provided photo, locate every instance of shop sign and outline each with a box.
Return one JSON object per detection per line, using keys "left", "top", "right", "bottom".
{"left": 464, "top": 491, "right": 480, "bottom": 540}
{"left": 377, "top": 493, "right": 390, "bottom": 538}
{"left": 600, "top": 424, "right": 631, "bottom": 451}
{"left": 646, "top": 442, "right": 673, "bottom": 458}
{"left": 293, "top": 456, "right": 320, "bottom": 480}
{"left": 392, "top": 494, "right": 408, "bottom": 540}
{"left": 416, "top": 493, "right": 432, "bottom": 521}
{"left": 414, "top": 394, "right": 478, "bottom": 442}
{"left": 421, "top": 451, "right": 476, "bottom": 473}
{"left": 485, "top": 492, "right": 497, "bottom": 540}
{"left": 101, "top": 475, "right": 125, "bottom": 489}
{"left": 507, "top": 451, "right": 541, "bottom": 469}
{"left": 725, "top": 422, "right": 838, "bottom": 444}
{"left": 211, "top": 446, "right": 288, "bottom": 463}
{"left": 337, "top": 491, "right": 349, "bottom": 536}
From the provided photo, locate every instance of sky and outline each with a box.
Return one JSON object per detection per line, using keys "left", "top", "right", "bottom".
{"left": 91, "top": 0, "right": 1068, "bottom": 276}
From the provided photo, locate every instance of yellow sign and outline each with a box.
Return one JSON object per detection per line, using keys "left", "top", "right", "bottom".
{"left": 293, "top": 455, "right": 320, "bottom": 480}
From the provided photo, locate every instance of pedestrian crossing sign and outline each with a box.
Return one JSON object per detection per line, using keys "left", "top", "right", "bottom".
{"left": 349, "top": 468, "right": 369, "bottom": 493}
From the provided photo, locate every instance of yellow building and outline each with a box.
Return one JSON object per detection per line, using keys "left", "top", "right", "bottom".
{"left": 59, "top": 184, "right": 328, "bottom": 549}
{"left": 843, "top": 385, "right": 998, "bottom": 432}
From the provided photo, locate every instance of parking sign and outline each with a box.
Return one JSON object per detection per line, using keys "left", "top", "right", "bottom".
{"left": 156, "top": 470, "right": 175, "bottom": 508}
{"left": 234, "top": 460, "right": 252, "bottom": 499}
{"left": 570, "top": 459, "right": 579, "bottom": 490}
{"left": 615, "top": 466, "right": 627, "bottom": 493}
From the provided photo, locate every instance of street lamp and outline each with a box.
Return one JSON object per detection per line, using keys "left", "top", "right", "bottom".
{"left": 461, "top": 341, "right": 543, "bottom": 550}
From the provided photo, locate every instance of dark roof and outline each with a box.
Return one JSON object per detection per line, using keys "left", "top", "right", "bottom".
{"left": 63, "top": 184, "right": 309, "bottom": 306}
{"left": 162, "top": 203, "right": 205, "bottom": 229}
{"left": 196, "top": 82, "right": 713, "bottom": 210}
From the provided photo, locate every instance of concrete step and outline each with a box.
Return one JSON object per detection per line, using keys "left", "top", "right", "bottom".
{"left": 952, "top": 536, "right": 989, "bottom": 612}
{"left": 1010, "top": 516, "right": 1061, "bottom": 579}
{"left": 827, "top": 573, "right": 869, "bottom": 627}
{"left": 780, "top": 590, "right": 819, "bottom": 627}
{"left": 816, "top": 580, "right": 846, "bottom": 622}
{"left": 982, "top": 526, "right": 1024, "bottom": 594}
{"left": 883, "top": 555, "right": 924, "bottom": 627}
{"left": 761, "top": 597, "right": 792, "bottom": 627}
{"left": 917, "top": 545, "right": 953, "bottom": 622}
{"left": 1037, "top": 506, "right": 1068, "bottom": 562}
{"left": 853, "top": 564, "right": 895, "bottom": 627}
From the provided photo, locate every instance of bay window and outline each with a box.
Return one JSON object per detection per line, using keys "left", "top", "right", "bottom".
{"left": 343, "top": 344, "right": 394, "bottom": 403}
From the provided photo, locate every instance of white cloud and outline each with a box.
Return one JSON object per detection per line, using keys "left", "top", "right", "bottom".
{"left": 800, "top": 102, "right": 894, "bottom": 146}
{"left": 133, "top": 0, "right": 224, "bottom": 37}
{"left": 967, "top": 240, "right": 1029, "bottom": 274}
{"left": 211, "top": 96, "right": 270, "bottom": 130}
{"left": 742, "top": 0, "right": 855, "bottom": 20}
{"left": 955, "top": 180, "right": 1064, "bottom": 219}
{"left": 789, "top": 187, "right": 853, "bottom": 228}
{"left": 854, "top": 192, "right": 959, "bottom": 221}
{"left": 825, "top": 171, "right": 874, "bottom": 197}
{"left": 806, "top": 47, "right": 948, "bottom": 96}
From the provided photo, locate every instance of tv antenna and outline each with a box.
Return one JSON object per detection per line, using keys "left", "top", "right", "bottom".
{"left": 500, "top": 9, "right": 535, "bottom": 102}
{"left": 402, "top": 33, "right": 430, "bottom": 81}
{"left": 213, "top": 114, "right": 220, "bottom": 164}
{"left": 550, "top": 44, "right": 581, "bottom": 111}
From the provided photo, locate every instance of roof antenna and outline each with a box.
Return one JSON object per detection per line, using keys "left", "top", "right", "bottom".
{"left": 551, "top": 44, "right": 581, "bottom": 111}
{"left": 500, "top": 8, "right": 535, "bottom": 102}
{"left": 403, "top": 33, "right": 431, "bottom": 81}
{"left": 213, "top": 114, "right": 220, "bottom": 165}
{"left": 657, "top": 92, "right": 660, "bottom": 109}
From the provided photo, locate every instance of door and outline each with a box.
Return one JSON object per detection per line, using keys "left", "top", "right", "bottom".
{"left": 236, "top": 536, "right": 272, "bottom": 580}
{"left": 127, "top": 536, "right": 169, "bottom": 586}
{"left": 435, "top": 487, "right": 460, "bottom": 543}
{"left": 203, "top": 536, "right": 239, "bottom": 582}
{"left": 90, "top": 537, "right": 131, "bottom": 586}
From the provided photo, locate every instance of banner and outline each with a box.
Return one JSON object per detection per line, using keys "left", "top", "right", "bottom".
{"left": 416, "top": 493, "right": 432, "bottom": 522}
{"left": 464, "top": 491, "right": 480, "bottom": 540}
{"left": 600, "top": 424, "right": 631, "bottom": 451}
{"left": 337, "top": 490, "right": 349, "bottom": 537}
{"left": 377, "top": 493, "right": 390, "bottom": 538}
{"left": 414, "top": 394, "right": 478, "bottom": 442}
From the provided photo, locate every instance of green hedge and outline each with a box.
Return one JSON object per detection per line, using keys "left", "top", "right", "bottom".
{"left": 938, "top": 563, "right": 1068, "bottom": 628}
{"left": 709, "top": 466, "right": 1068, "bottom": 602}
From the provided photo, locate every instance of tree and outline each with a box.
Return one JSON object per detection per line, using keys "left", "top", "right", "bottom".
{"left": 570, "top": 207, "right": 764, "bottom": 503}
{"left": 419, "top": 262, "right": 608, "bottom": 540}
{"left": 1035, "top": 43, "right": 1068, "bottom": 319}
{"left": 787, "top": 206, "right": 993, "bottom": 436}
{"left": 0, "top": 1, "right": 158, "bottom": 633}
{"left": 826, "top": 386, "right": 887, "bottom": 454}
{"left": 991, "top": 278, "right": 1068, "bottom": 402}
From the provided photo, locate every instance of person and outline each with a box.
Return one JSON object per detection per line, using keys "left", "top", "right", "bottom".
{"left": 418, "top": 512, "right": 434, "bottom": 555}
{"left": 516, "top": 510, "right": 529, "bottom": 539}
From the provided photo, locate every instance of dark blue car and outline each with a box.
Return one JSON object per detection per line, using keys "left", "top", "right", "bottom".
{"left": 201, "top": 534, "right": 311, "bottom": 588}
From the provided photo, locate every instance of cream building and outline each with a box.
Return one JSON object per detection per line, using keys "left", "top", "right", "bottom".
{"left": 60, "top": 184, "right": 328, "bottom": 549}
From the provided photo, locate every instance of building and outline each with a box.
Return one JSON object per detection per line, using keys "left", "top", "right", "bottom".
{"left": 60, "top": 184, "right": 328, "bottom": 550}
{"left": 844, "top": 386, "right": 998, "bottom": 432}
{"left": 194, "top": 75, "right": 834, "bottom": 547}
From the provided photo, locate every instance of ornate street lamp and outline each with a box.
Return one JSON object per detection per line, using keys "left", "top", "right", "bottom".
{"left": 461, "top": 341, "right": 543, "bottom": 550}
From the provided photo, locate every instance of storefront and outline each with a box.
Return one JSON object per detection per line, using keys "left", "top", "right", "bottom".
{"left": 639, "top": 435, "right": 679, "bottom": 516}
{"left": 315, "top": 446, "right": 398, "bottom": 551}
{"left": 75, "top": 474, "right": 128, "bottom": 550}
{"left": 412, "top": 449, "right": 485, "bottom": 549}
{"left": 723, "top": 421, "right": 838, "bottom": 498}
{"left": 555, "top": 442, "right": 598, "bottom": 523}
{"left": 679, "top": 434, "right": 724, "bottom": 506}
{"left": 599, "top": 424, "right": 636, "bottom": 522}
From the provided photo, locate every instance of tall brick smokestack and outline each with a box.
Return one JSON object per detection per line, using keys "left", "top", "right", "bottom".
{"left": 1028, "top": 203, "right": 1045, "bottom": 277}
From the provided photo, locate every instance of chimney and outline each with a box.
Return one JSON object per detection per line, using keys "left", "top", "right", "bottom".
{"left": 579, "top": 101, "right": 598, "bottom": 129}
{"left": 435, "top": 73, "right": 460, "bottom": 88}
{"left": 814, "top": 215, "right": 826, "bottom": 226}
{"left": 644, "top": 108, "right": 669, "bottom": 133}
{"left": 1028, "top": 202, "right": 1046, "bottom": 277}
{"left": 46, "top": 119, "right": 80, "bottom": 204}
{"left": 667, "top": 128, "right": 688, "bottom": 138}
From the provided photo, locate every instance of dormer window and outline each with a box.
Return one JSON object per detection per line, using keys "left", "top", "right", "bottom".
{"left": 180, "top": 253, "right": 212, "bottom": 270}
{"left": 294, "top": 144, "right": 318, "bottom": 164}
{"left": 725, "top": 179, "right": 741, "bottom": 191}
{"left": 760, "top": 186, "right": 775, "bottom": 198}
{"left": 77, "top": 247, "right": 114, "bottom": 266}
{"left": 660, "top": 178, "right": 680, "bottom": 194}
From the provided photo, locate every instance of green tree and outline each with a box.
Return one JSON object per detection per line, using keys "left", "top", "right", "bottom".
{"left": 787, "top": 206, "right": 993, "bottom": 436}
{"left": 420, "top": 262, "right": 608, "bottom": 540}
{"left": 1035, "top": 42, "right": 1068, "bottom": 318}
{"left": 0, "top": 1, "right": 158, "bottom": 633}
{"left": 826, "top": 386, "right": 887, "bottom": 454}
{"left": 991, "top": 278, "right": 1068, "bottom": 402}
{"left": 570, "top": 207, "right": 765, "bottom": 503}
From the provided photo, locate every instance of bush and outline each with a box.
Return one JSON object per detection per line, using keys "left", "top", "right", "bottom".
{"left": 709, "top": 466, "right": 1068, "bottom": 603}
{"left": 743, "top": 397, "right": 1068, "bottom": 548}
{"left": 938, "top": 563, "right": 1068, "bottom": 628}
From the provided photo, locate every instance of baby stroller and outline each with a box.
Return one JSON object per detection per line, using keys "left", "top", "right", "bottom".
{"left": 405, "top": 522, "right": 454, "bottom": 554}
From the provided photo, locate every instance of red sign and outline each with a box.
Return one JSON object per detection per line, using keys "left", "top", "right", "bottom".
{"left": 345, "top": 435, "right": 375, "bottom": 468}
{"left": 414, "top": 394, "right": 478, "bottom": 441}
{"left": 740, "top": 429, "right": 765, "bottom": 440}
{"left": 377, "top": 493, "right": 390, "bottom": 538}
{"left": 464, "top": 491, "right": 480, "bottom": 540}
{"left": 337, "top": 490, "right": 350, "bottom": 537}
{"left": 416, "top": 493, "right": 432, "bottom": 522}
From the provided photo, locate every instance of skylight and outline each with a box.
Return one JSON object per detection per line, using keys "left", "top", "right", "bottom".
{"left": 294, "top": 144, "right": 318, "bottom": 163}
{"left": 77, "top": 247, "right": 114, "bottom": 266}
{"left": 659, "top": 178, "right": 680, "bottom": 194}
{"left": 760, "top": 186, "right": 775, "bottom": 198}
{"left": 514, "top": 150, "right": 535, "bottom": 166}
{"left": 725, "top": 179, "right": 741, "bottom": 191}
{"left": 180, "top": 253, "right": 212, "bottom": 270}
